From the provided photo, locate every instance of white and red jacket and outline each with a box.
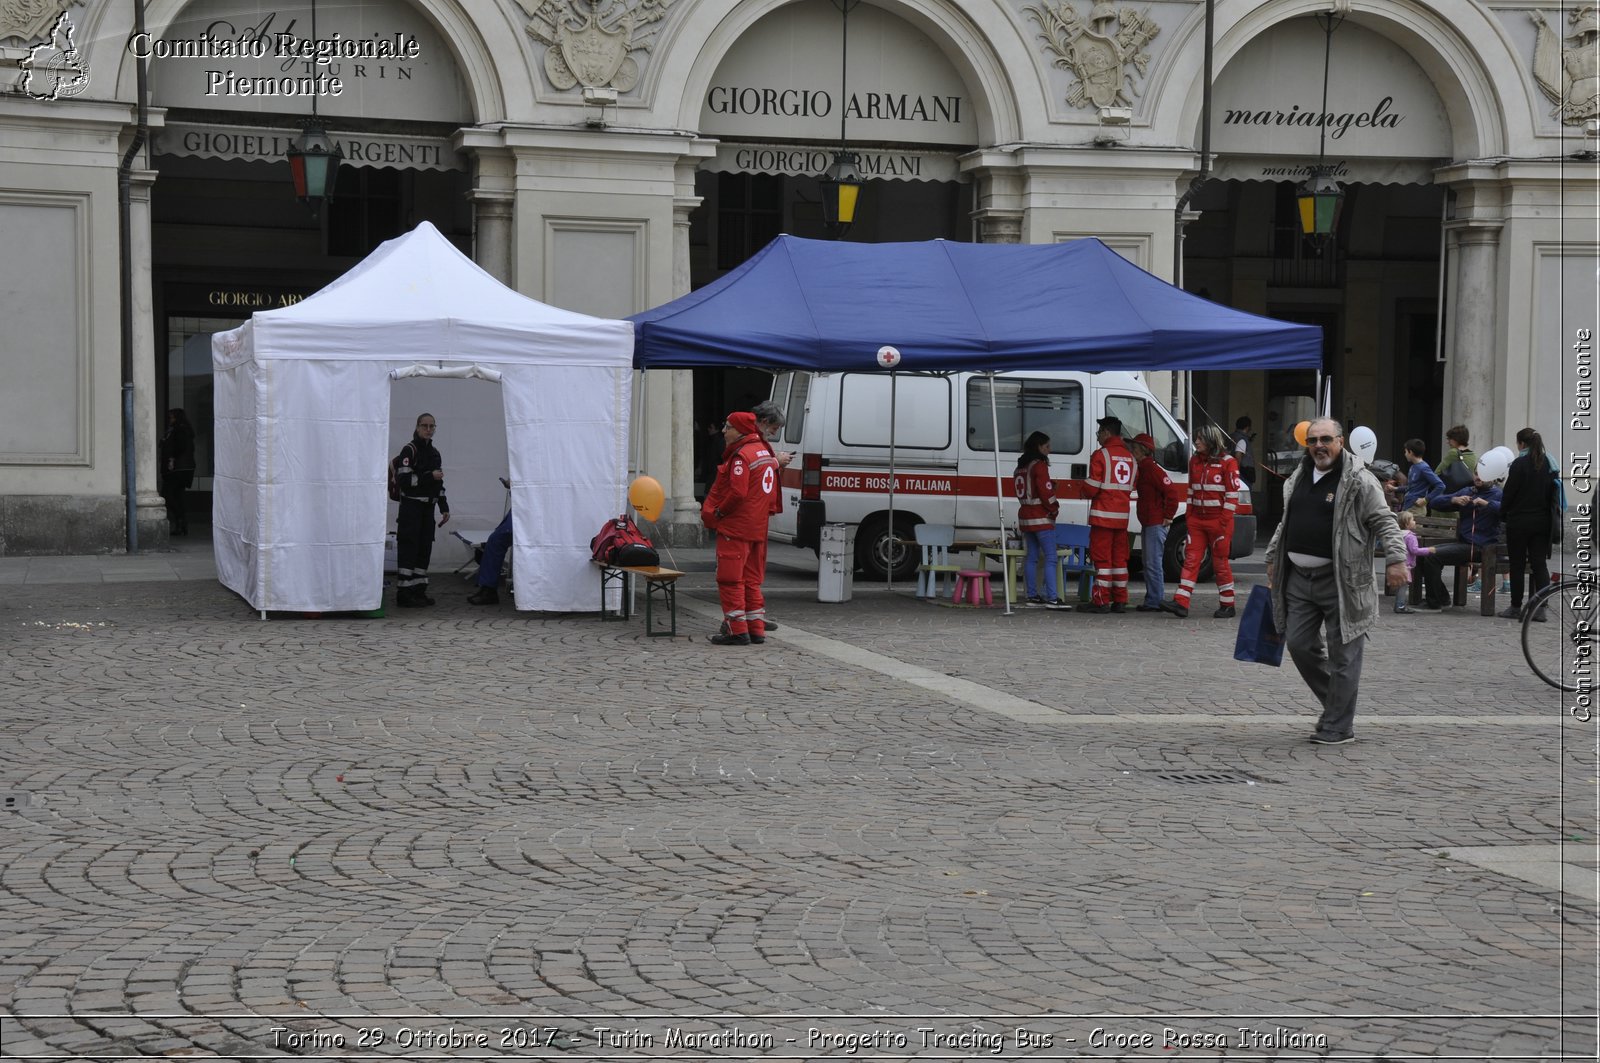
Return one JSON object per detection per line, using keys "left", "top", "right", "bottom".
{"left": 1086, "top": 435, "right": 1136, "bottom": 528}
{"left": 1014, "top": 458, "right": 1058, "bottom": 532}
{"left": 1186, "top": 453, "right": 1241, "bottom": 523}
{"left": 702, "top": 414, "right": 780, "bottom": 541}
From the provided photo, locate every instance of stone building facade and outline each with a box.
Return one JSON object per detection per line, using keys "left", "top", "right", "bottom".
{"left": 1, "top": 0, "right": 1594, "bottom": 552}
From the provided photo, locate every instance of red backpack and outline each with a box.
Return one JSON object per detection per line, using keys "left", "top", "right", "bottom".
{"left": 590, "top": 514, "right": 659, "bottom": 567}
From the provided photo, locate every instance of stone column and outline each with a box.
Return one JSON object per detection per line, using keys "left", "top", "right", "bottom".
{"left": 129, "top": 168, "right": 168, "bottom": 546}
{"left": 1447, "top": 221, "right": 1503, "bottom": 443}
{"left": 471, "top": 193, "right": 514, "bottom": 285}
{"left": 666, "top": 171, "right": 707, "bottom": 546}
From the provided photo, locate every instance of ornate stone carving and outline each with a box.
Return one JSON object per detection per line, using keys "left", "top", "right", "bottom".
{"left": 0, "top": 0, "right": 71, "bottom": 44}
{"left": 1531, "top": 6, "right": 1598, "bottom": 126}
{"left": 514, "top": 0, "right": 672, "bottom": 94}
{"left": 16, "top": 9, "right": 88, "bottom": 101}
{"left": 1024, "top": 0, "right": 1159, "bottom": 111}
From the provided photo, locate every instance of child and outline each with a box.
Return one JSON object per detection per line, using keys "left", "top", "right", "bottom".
{"left": 1394, "top": 510, "right": 1433, "bottom": 614}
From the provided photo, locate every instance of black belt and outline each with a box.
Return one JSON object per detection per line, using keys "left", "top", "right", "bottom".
{"left": 1297, "top": 563, "right": 1334, "bottom": 578}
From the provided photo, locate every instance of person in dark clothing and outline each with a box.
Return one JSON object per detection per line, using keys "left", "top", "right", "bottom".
{"left": 1419, "top": 472, "right": 1502, "bottom": 610}
{"left": 392, "top": 413, "right": 450, "bottom": 607}
{"left": 1497, "top": 428, "right": 1557, "bottom": 619}
{"left": 160, "top": 408, "right": 196, "bottom": 535}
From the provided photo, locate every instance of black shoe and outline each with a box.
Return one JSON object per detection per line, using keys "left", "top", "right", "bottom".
{"left": 467, "top": 587, "right": 500, "bottom": 606}
{"left": 749, "top": 635, "right": 766, "bottom": 644}
{"left": 1045, "top": 599, "right": 1073, "bottom": 611}
{"left": 1415, "top": 601, "right": 1443, "bottom": 612}
{"left": 1161, "top": 601, "right": 1188, "bottom": 618}
{"left": 1309, "top": 731, "right": 1355, "bottom": 746}
{"left": 1109, "top": 602, "right": 1126, "bottom": 614}
{"left": 396, "top": 591, "right": 425, "bottom": 608}
{"left": 709, "top": 632, "right": 750, "bottom": 646}
{"left": 1135, "top": 603, "right": 1161, "bottom": 612}
{"left": 1081, "top": 603, "right": 1110, "bottom": 614}
{"left": 1213, "top": 605, "right": 1236, "bottom": 619}
{"left": 419, "top": 593, "right": 436, "bottom": 606}
{"left": 763, "top": 620, "right": 779, "bottom": 631}
{"left": 1496, "top": 605, "right": 1521, "bottom": 619}
{"left": 1531, "top": 607, "right": 1548, "bottom": 622}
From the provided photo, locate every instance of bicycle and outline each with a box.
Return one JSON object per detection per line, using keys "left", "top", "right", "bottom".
{"left": 1521, "top": 575, "right": 1598, "bottom": 692}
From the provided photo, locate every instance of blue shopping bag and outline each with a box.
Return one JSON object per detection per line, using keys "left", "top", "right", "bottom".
{"left": 1233, "top": 584, "right": 1284, "bottom": 667}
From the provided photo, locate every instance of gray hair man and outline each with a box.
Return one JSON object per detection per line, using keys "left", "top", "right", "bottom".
{"left": 751, "top": 400, "right": 793, "bottom": 468}
{"left": 1264, "top": 417, "right": 1408, "bottom": 745}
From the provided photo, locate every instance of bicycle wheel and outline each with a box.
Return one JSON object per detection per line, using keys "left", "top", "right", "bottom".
{"left": 1521, "top": 579, "right": 1596, "bottom": 692}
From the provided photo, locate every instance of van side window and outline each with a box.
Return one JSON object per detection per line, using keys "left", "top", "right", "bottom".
{"left": 839, "top": 373, "right": 951, "bottom": 448}
{"left": 784, "top": 373, "right": 809, "bottom": 446}
{"left": 966, "top": 377, "right": 1083, "bottom": 453}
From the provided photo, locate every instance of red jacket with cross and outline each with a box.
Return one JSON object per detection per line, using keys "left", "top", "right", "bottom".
{"left": 1087, "top": 436, "right": 1136, "bottom": 528}
{"left": 702, "top": 413, "right": 780, "bottom": 541}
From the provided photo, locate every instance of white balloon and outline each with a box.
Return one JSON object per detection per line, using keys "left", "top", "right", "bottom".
{"left": 1349, "top": 425, "right": 1378, "bottom": 462}
{"left": 1477, "top": 445, "right": 1514, "bottom": 482}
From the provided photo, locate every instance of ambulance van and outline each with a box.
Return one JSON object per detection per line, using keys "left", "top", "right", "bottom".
{"left": 765, "top": 370, "right": 1255, "bottom": 580}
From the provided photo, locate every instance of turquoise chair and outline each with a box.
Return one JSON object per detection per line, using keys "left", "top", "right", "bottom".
{"left": 915, "top": 523, "right": 960, "bottom": 598}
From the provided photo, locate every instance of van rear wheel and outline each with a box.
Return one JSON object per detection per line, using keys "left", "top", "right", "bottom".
{"left": 1164, "top": 518, "right": 1215, "bottom": 584}
{"left": 856, "top": 515, "right": 920, "bottom": 582}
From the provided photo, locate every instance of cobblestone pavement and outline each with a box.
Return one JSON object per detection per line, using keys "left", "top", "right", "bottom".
{"left": 0, "top": 542, "right": 1596, "bottom": 1061}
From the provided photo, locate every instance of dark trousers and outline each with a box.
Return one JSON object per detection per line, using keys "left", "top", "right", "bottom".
{"left": 395, "top": 499, "right": 437, "bottom": 592}
{"left": 162, "top": 470, "right": 193, "bottom": 532}
{"left": 1420, "top": 541, "right": 1478, "bottom": 606}
{"left": 1284, "top": 564, "right": 1366, "bottom": 738}
{"left": 1505, "top": 525, "right": 1551, "bottom": 609}
{"left": 477, "top": 512, "right": 513, "bottom": 589}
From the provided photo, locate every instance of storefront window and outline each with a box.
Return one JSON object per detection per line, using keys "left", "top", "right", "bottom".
{"left": 165, "top": 315, "right": 241, "bottom": 488}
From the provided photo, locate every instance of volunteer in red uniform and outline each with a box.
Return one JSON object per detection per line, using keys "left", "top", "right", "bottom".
{"left": 1014, "top": 431, "right": 1069, "bottom": 608}
{"left": 1083, "top": 415, "right": 1136, "bottom": 613}
{"left": 1129, "top": 432, "right": 1181, "bottom": 611}
{"left": 1167, "top": 422, "right": 1242, "bottom": 619}
{"left": 702, "top": 411, "right": 781, "bottom": 646}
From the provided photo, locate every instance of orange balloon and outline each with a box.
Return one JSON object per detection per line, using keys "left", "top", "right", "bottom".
{"left": 628, "top": 475, "right": 665, "bottom": 521}
{"left": 1293, "top": 420, "right": 1311, "bottom": 447}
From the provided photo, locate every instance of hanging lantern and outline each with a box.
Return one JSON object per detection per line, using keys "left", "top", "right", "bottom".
{"left": 1295, "top": 170, "right": 1344, "bottom": 238}
{"left": 819, "top": 149, "right": 861, "bottom": 236}
{"left": 286, "top": 124, "right": 342, "bottom": 216}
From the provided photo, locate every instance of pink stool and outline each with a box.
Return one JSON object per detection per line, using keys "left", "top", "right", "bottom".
{"left": 952, "top": 569, "right": 993, "bottom": 607}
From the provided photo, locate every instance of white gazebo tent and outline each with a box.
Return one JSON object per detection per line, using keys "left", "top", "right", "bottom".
{"left": 211, "top": 222, "right": 635, "bottom": 615}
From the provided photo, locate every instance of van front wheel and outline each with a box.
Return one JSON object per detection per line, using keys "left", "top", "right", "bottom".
{"left": 1164, "top": 518, "right": 1215, "bottom": 584}
{"left": 856, "top": 515, "right": 921, "bottom": 582}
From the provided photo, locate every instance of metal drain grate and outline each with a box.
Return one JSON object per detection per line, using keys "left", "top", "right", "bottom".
{"left": 1137, "top": 769, "right": 1274, "bottom": 785}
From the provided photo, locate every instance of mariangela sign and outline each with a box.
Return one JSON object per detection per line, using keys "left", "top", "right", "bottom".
{"left": 154, "top": 123, "right": 463, "bottom": 171}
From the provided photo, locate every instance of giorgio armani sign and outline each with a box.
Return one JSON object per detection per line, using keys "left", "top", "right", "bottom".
{"left": 701, "top": 2, "right": 975, "bottom": 147}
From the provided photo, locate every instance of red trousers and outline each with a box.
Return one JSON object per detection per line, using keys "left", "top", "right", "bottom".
{"left": 1174, "top": 517, "right": 1234, "bottom": 607}
{"left": 715, "top": 536, "right": 768, "bottom": 636}
{"left": 1089, "top": 525, "right": 1129, "bottom": 605}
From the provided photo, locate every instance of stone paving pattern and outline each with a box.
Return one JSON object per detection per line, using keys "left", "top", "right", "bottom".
{"left": 0, "top": 547, "right": 1596, "bottom": 1060}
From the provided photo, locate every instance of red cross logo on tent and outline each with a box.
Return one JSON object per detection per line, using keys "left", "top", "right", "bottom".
{"left": 876, "top": 345, "right": 902, "bottom": 368}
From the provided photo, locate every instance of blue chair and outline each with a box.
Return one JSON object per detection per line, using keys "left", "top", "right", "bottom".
{"left": 915, "top": 523, "right": 960, "bottom": 598}
{"left": 1056, "top": 523, "right": 1093, "bottom": 602}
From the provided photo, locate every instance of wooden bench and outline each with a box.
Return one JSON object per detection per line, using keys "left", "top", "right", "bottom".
{"left": 594, "top": 561, "right": 684, "bottom": 637}
{"left": 1406, "top": 512, "right": 1499, "bottom": 614}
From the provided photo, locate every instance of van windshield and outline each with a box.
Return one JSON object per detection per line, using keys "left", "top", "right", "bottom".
{"left": 966, "top": 377, "right": 1084, "bottom": 454}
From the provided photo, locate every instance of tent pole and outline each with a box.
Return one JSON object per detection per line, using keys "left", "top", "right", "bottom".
{"left": 886, "top": 370, "right": 896, "bottom": 591}
{"left": 990, "top": 372, "right": 1013, "bottom": 616}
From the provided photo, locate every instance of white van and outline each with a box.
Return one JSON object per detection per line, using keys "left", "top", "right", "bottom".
{"left": 765, "top": 370, "right": 1255, "bottom": 580}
